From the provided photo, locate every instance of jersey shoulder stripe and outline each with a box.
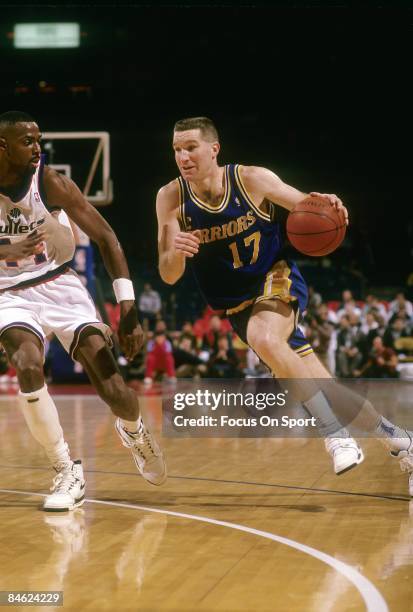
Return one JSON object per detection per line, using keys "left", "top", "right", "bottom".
{"left": 233, "top": 164, "right": 271, "bottom": 222}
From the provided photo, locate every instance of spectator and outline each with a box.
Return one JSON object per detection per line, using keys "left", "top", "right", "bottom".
{"left": 383, "top": 317, "right": 410, "bottom": 354}
{"left": 307, "top": 286, "right": 322, "bottom": 313}
{"left": 322, "top": 303, "right": 339, "bottom": 326}
{"left": 372, "top": 311, "right": 387, "bottom": 336}
{"left": 335, "top": 314, "right": 365, "bottom": 378}
{"left": 193, "top": 306, "right": 232, "bottom": 342}
{"left": 180, "top": 321, "right": 198, "bottom": 350}
{"left": 305, "top": 304, "right": 335, "bottom": 373}
{"left": 144, "top": 331, "right": 176, "bottom": 385}
{"left": 208, "top": 334, "right": 242, "bottom": 378}
{"left": 338, "top": 289, "right": 355, "bottom": 311}
{"left": 336, "top": 298, "right": 362, "bottom": 321}
{"left": 138, "top": 283, "right": 162, "bottom": 331}
{"left": 192, "top": 305, "right": 215, "bottom": 340}
{"left": 360, "top": 311, "right": 379, "bottom": 336}
{"left": 173, "top": 335, "right": 207, "bottom": 379}
{"left": 155, "top": 320, "right": 167, "bottom": 332}
{"left": 202, "top": 314, "right": 233, "bottom": 354}
{"left": 154, "top": 319, "right": 174, "bottom": 344}
{"left": 361, "top": 336, "right": 399, "bottom": 379}
{"left": 388, "top": 306, "right": 413, "bottom": 328}
{"left": 359, "top": 311, "right": 380, "bottom": 359}
{"left": 361, "top": 295, "right": 388, "bottom": 322}
{"left": 389, "top": 292, "right": 413, "bottom": 320}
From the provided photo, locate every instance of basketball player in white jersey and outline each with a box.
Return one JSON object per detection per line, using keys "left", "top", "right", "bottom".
{"left": 0, "top": 111, "right": 167, "bottom": 511}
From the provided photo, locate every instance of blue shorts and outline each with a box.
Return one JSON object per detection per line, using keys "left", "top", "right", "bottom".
{"left": 227, "top": 259, "right": 313, "bottom": 357}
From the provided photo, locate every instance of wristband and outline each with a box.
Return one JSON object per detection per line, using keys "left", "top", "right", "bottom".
{"left": 113, "top": 278, "right": 135, "bottom": 303}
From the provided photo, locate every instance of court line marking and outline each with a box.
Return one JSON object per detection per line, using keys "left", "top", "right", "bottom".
{"left": 0, "top": 463, "right": 409, "bottom": 503}
{"left": 170, "top": 474, "right": 411, "bottom": 503}
{"left": 0, "top": 487, "right": 388, "bottom": 612}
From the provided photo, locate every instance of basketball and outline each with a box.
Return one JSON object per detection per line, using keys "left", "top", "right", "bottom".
{"left": 286, "top": 196, "right": 347, "bottom": 256}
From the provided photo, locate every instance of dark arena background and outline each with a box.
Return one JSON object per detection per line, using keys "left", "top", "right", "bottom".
{"left": 0, "top": 3, "right": 412, "bottom": 612}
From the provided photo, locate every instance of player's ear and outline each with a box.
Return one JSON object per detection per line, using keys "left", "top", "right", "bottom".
{"left": 212, "top": 141, "right": 220, "bottom": 159}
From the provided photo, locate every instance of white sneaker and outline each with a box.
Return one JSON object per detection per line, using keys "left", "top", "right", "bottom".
{"left": 115, "top": 418, "right": 167, "bottom": 486}
{"left": 143, "top": 377, "right": 153, "bottom": 386}
{"left": 390, "top": 431, "right": 413, "bottom": 497}
{"left": 43, "top": 460, "right": 86, "bottom": 512}
{"left": 325, "top": 429, "right": 364, "bottom": 475}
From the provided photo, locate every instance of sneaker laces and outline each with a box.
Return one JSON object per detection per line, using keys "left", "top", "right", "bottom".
{"left": 126, "top": 427, "right": 157, "bottom": 460}
{"left": 325, "top": 437, "right": 354, "bottom": 454}
{"left": 51, "top": 467, "right": 79, "bottom": 494}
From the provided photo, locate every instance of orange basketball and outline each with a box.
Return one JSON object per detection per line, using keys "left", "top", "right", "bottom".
{"left": 286, "top": 196, "right": 346, "bottom": 256}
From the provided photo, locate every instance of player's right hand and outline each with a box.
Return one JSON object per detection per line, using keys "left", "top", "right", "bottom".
{"left": 309, "top": 191, "right": 349, "bottom": 225}
{"left": 118, "top": 301, "right": 144, "bottom": 360}
{"left": 3, "top": 230, "right": 46, "bottom": 261}
{"left": 174, "top": 231, "right": 200, "bottom": 257}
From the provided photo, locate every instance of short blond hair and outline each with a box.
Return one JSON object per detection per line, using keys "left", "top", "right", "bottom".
{"left": 174, "top": 116, "right": 219, "bottom": 142}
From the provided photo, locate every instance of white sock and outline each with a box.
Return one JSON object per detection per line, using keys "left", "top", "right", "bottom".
{"left": 120, "top": 417, "right": 142, "bottom": 434}
{"left": 19, "top": 385, "right": 71, "bottom": 468}
{"left": 304, "top": 391, "right": 346, "bottom": 437}
{"left": 376, "top": 416, "right": 411, "bottom": 452}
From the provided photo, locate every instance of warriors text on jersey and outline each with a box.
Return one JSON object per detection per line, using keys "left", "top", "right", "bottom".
{"left": 0, "top": 155, "right": 75, "bottom": 291}
{"left": 178, "top": 163, "right": 308, "bottom": 314}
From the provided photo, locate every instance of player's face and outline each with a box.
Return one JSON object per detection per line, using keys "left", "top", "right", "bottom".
{"left": 173, "top": 129, "right": 219, "bottom": 181}
{"left": 3, "top": 122, "right": 42, "bottom": 173}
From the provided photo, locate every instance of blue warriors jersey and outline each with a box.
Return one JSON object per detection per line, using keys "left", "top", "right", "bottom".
{"left": 178, "top": 164, "right": 308, "bottom": 316}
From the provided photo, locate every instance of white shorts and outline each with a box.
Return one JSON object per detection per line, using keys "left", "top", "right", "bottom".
{"left": 0, "top": 269, "right": 112, "bottom": 358}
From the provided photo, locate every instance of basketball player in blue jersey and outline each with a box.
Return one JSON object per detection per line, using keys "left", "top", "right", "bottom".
{"left": 156, "top": 116, "right": 413, "bottom": 495}
{"left": 0, "top": 111, "right": 166, "bottom": 512}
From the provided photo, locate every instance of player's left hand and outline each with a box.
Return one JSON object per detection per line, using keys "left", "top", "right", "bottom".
{"left": 310, "top": 192, "right": 349, "bottom": 225}
{"left": 118, "top": 301, "right": 144, "bottom": 361}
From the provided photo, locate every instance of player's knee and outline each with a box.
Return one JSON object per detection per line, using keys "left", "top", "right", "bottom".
{"left": 10, "top": 346, "right": 41, "bottom": 371}
{"left": 11, "top": 349, "right": 44, "bottom": 388}
{"left": 249, "top": 332, "right": 287, "bottom": 364}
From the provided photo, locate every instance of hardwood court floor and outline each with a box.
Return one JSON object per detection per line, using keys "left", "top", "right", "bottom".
{"left": 0, "top": 384, "right": 412, "bottom": 612}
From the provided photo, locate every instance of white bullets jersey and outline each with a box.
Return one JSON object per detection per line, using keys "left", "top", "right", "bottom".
{"left": 0, "top": 156, "right": 76, "bottom": 291}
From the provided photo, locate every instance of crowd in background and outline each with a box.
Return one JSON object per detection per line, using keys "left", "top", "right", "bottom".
{"left": 1, "top": 282, "right": 411, "bottom": 386}
{"left": 302, "top": 288, "right": 413, "bottom": 379}
{"left": 103, "top": 284, "right": 413, "bottom": 385}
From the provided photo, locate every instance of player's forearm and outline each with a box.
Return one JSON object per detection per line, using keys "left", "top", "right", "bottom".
{"left": 97, "top": 235, "right": 131, "bottom": 281}
{"left": 272, "top": 185, "right": 308, "bottom": 212}
{"left": 98, "top": 239, "right": 137, "bottom": 314}
{"left": 159, "top": 250, "right": 186, "bottom": 285}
